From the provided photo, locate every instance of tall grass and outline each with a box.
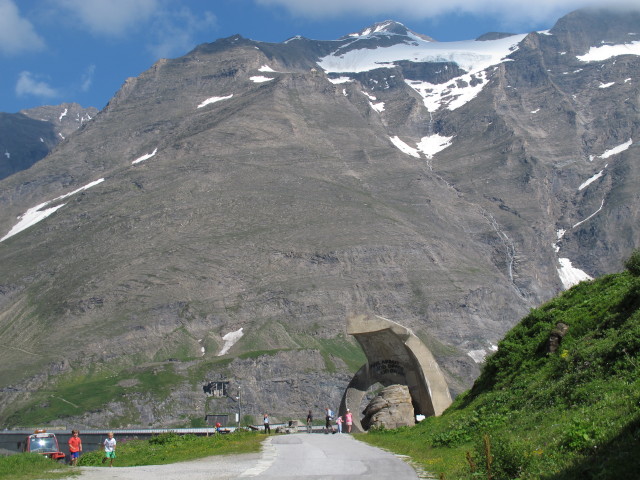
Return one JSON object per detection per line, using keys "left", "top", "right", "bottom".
{"left": 0, "top": 453, "right": 78, "bottom": 480}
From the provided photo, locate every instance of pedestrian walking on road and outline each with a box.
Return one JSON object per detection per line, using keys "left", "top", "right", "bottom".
{"left": 306, "top": 410, "right": 313, "bottom": 433}
{"left": 325, "top": 407, "right": 334, "bottom": 433}
{"left": 68, "top": 429, "right": 82, "bottom": 466}
{"left": 345, "top": 409, "right": 353, "bottom": 433}
{"left": 102, "top": 432, "right": 116, "bottom": 467}
{"left": 263, "top": 413, "right": 271, "bottom": 434}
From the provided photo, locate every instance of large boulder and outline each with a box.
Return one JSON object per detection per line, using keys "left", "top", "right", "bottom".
{"left": 361, "top": 384, "right": 415, "bottom": 430}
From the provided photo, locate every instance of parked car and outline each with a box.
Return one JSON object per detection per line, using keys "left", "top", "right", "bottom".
{"left": 23, "top": 429, "right": 65, "bottom": 460}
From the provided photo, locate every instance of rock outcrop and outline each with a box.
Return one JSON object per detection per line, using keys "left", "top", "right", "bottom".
{"left": 362, "top": 384, "right": 415, "bottom": 430}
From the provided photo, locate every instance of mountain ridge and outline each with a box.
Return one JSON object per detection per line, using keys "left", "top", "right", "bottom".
{"left": 0, "top": 8, "right": 638, "bottom": 428}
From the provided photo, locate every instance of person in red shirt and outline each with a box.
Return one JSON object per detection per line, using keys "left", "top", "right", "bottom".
{"left": 68, "top": 429, "right": 82, "bottom": 466}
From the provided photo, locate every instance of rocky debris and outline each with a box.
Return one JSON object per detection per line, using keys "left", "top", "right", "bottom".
{"left": 361, "top": 384, "right": 415, "bottom": 430}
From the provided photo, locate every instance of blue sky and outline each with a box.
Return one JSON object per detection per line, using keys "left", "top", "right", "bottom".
{"left": 0, "top": 0, "right": 634, "bottom": 113}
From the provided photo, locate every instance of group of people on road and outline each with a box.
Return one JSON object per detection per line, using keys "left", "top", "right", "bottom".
{"left": 323, "top": 407, "right": 353, "bottom": 434}
{"left": 66, "top": 430, "right": 117, "bottom": 467}
{"left": 262, "top": 407, "right": 354, "bottom": 434}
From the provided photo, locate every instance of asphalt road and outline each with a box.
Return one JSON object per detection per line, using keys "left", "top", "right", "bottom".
{"left": 63, "top": 433, "right": 421, "bottom": 479}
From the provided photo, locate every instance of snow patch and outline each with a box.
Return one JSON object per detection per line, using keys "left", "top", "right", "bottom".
{"left": 132, "top": 148, "right": 158, "bottom": 165}
{"left": 197, "top": 94, "right": 233, "bottom": 108}
{"left": 599, "top": 81, "right": 615, "bottom": 89}
{"left": 250, "top": 76, "right": 274, "bottom": 83}
{"left": 579, "top": 170, "right": 605, "bottom": 190}
{"left": 577, "top": 41, "right": 640, "bottom": 62}
{"left": 59, "top": 108, "right": 68, "bottom": 121}
{"left": 370, "top": 101, "right": 385, "bottom": 112}
{"left": 328, "top": 76, "right": 353, "bottom": 84}
{"left": 218, "top": 328, "right": 244, "bottom": 356}
{"left": 417, "top": 134, "right": 453, "bottom": 159}
{"left": 557, "top": 258, "right": 593, "bottom": 290}
{"left": 553, "top": 229, "right": 566, "bottom": 253}
{"left": 390, "top": 136, "right": 420, "bottom": 158}
{"left": 573, "top": 198, "right": 605, "bottom": 229}
{"left": 258, "top": 65, "right": 276, "bottom": 72}
{"left": 406, "top": 69, "right": 489, "bottom": 112}
{"left": 599, "top": 139, "right": 632, "bottom": 159}
{"left": 468, "top": 349, "right": 488, "bottom": 363}
{"left": 1, "top": 178, "right": 105, "bottom": 242}
{"left": 318, "top": 34, "right": 526, "bottom": 75}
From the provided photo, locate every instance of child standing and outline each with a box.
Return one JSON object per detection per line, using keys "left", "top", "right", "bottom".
{"left": 336, "top": 415, "right": 343, "bottom": 433}
{"left": 68, "top": 430, "right": 82, "bottom": 466}
{"left": 102, "top": 432, "right": 116, "bottom": 467}
{"left": 345, "top": 409, "right": 353, "bottom": 433}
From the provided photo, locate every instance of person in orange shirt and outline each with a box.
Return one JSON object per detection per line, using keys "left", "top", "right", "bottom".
{"left": 68, "top": 430, "right": 82, "bottom": 466}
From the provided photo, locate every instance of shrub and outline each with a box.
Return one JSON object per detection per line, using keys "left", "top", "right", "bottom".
{"left": 624, "top": 249, "right": 640, "bottom": 276}
{"left": 471, "top": 434, "right": 534, "bottom": 480}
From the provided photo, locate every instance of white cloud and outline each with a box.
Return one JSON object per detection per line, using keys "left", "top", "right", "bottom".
{"left": 15, "top": 71, "right": 59, "bottom": 98}
{"left": 0, "top": 0, "right": 45, "bottom": 55}
{"left": 56, "top": 0, "right": 159, "bottom": 37}
{"left": 81, "top": 64, "right": 96, "bottom": 92}
{"left": 53, "top": 1, "right": 216, "bottom": 58}
{"left": 255, "top": 0, "right": 640, "bottom": 27}
{"left": 146, "top": 7, "right": 217, "bottom": 59}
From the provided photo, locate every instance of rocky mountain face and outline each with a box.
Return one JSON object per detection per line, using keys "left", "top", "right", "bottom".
{"left": 0, "top": 103, "right": 97, "bottom": 180}
{"left": 0, "top": 9, "right": 638, "bottom": 428}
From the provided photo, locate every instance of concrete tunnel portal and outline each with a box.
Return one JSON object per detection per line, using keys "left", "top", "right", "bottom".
{"left": 339, "top": 314, "right": 452, "bottom": 432}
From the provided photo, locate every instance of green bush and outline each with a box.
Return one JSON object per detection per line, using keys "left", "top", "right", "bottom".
{"left": 563, "top": 419, "right": 598, "bottom": 452}
{"left": 471, "top": 434, "right": 534, "bottom": 480}
{"left": 624, "top": 249, "right": 640, "bottom": 276}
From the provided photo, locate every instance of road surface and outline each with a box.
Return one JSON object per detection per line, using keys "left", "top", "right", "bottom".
{"left": 62, "top": 433, "right": 421, "bottom": 479}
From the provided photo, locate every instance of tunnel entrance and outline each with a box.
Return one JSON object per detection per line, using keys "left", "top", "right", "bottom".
{"left": 338, "top": 314, "right": 452, "bottom": 432}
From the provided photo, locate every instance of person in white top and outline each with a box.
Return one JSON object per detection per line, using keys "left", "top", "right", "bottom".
{"left": 102, "top": 432, "right": 116, "bottom": 467}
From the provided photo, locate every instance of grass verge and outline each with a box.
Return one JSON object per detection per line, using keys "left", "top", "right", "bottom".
{"left": 0, "top": 453, "right": 79, "bottom": 480}
{"left": 0, "top": 430, "right": 263, "bottom": 479}
{"left": 78, "top": 430, "right": 263, "bottom": 467}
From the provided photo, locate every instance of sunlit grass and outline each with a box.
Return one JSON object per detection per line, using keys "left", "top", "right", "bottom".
{"left": 78, "top": 430, "right": 263, "bottom": 467}
{"left": 0, "top": 453, "right": 79, "bottom": 480}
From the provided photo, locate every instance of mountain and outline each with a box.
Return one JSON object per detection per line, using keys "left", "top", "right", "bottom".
{"left": 0, "top": 8, "right": 638, "bottom": 428}
{"left": 0, "top": 103, "right": 98, "bottom": 181}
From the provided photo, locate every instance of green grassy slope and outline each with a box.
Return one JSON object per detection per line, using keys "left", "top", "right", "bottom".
{"left": 363, "top": 254, "right": 640, "bottom": 479}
